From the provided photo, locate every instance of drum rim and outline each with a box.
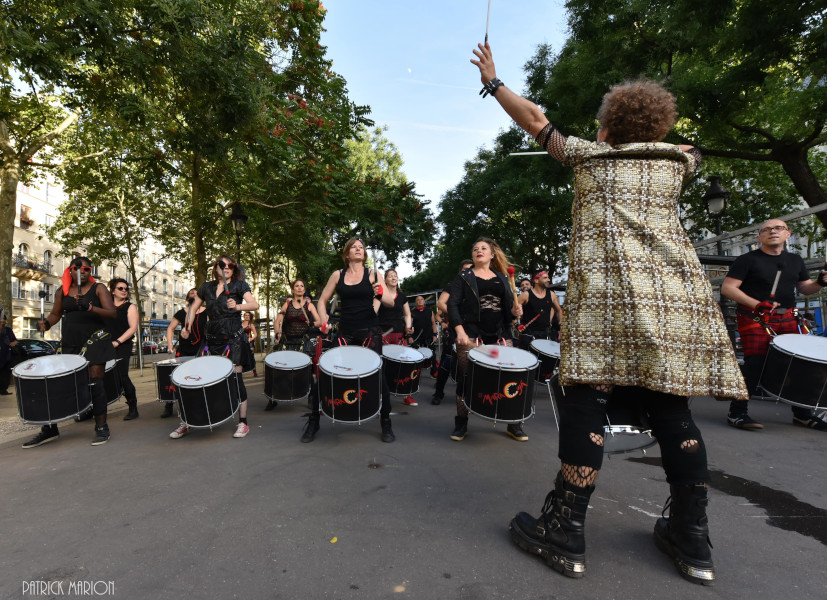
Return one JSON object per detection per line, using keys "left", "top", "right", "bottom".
{"left": 318, "top": 346, "right": 382, "bottom": 377}
{"left": 770, "top": 334, "right": 827, "bottom": 363}
{"left": 264, "top": 350, "right": 312, "bottom": 369}
{"left": 171, "top": 356, "right": 235, "bottom": 388}
{"left": 156, "top": 356, "right": 196, "bottom": 367}
{"left": 468, "top": 345, "right": 539, "bottom": 370}
{"left": 602, "top": 425, "right": 658, "bottom": 455}
{"left": 12, "top": 354, "right": 88, "bottom": 379}
{"left": 529, "top": 338, "right": 561, "bottom": 357}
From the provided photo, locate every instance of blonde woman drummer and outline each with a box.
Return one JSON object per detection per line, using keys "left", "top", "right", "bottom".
{"left": 301, "top": 237, "right": 396, "bottom": 443}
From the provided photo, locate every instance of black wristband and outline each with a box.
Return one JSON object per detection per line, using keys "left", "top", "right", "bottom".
{"left": 43, "top": 320, "right": 51, "bottom": 331}
{"left": 479, "top": 77, "right": 504, "bottom": 98}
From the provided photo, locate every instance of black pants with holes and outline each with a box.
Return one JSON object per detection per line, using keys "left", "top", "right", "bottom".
{"left": 557, "top": 385, "right": 709, "bottom": 485}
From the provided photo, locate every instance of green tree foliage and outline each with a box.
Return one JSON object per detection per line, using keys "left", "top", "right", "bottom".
{"left": 404, "top": 127, "right": 573, "bottom": 291}
{"left": 529, "top": 0, "right": 827, "bottom": 228}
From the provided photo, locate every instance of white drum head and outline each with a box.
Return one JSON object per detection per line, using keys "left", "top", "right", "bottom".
{"left": 771, "top": 334, "right": 827, "bottom": 363}
{"left": 171, "top": 356, "right": 234, "bottom": 388}
{"left": 265, "top": 350, "right": 312, "bottom": 369}
{"left": 530, "top": 339, "right": 560, "bottom": 358}
{"left": 418, "top": 347, "right": 434, "bottom": 360}
{"left": 105, "top": 359, "right": 117, "bottom": 372}
{"left": 469, "top": 345, "right": 538, "bottom": 370}
{"left": 382, "top": 344, "right": 424, "bottom": 363}
{"left": 318, "top": 346, "right": 381, "bottom": 377}
{"left": 13, "top": 354, "right": 88, "bottom": 378}
{"left": 157, "top": 356, "right": 195, "bottom": 368}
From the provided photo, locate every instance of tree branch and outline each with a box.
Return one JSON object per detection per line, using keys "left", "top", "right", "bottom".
{"left": 725, "top": 120, "right": 778, "bottom": 143}
{"left": 18, "top": 108, "right": 82, "bottom": 163}
{"left": 693, "top": 147, "right": 777, "bottom": 161}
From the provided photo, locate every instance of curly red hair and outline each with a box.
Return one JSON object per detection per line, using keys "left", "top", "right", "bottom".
{"left": 597, "top": 79, "right": 677, "bottom": 145}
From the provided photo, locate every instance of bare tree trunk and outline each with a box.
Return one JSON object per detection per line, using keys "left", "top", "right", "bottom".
{"left": 0, "top": 162, "right": 20, "bottom": 321}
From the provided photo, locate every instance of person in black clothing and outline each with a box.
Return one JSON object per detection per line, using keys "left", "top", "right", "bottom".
{"left": 517, "top": 269, "right": 563, "bottom": 348}
{"left": 301, "top": 237, "right": 397, "bottom": 443}
{"left": 105, "top": 278, "right": 140, "bottom": 420}
{"left": 169, "top": 255, "right": 259, "bottom": 440}
{"left": 162, "top": 288, "right": 207, "bottom": 418}
{"left": 447, "top": 237, "right": 523, "bottom": 441}
{"left": 376, "top": 268, "right": 412, "bottom": 345}
{"left": 25, "top": 257, "right": 117, "bottom": 447}
{"left": 721, "top": 218, "right": 827, "bottom": 431}
{"left": 432, "top": 259, "right": 473, "bottom": 405}
{"left": 0, "top": 310, "right": 18, "bottom": 395}
{"left": 410, "top": 295, "right": 437, "bottom": 350}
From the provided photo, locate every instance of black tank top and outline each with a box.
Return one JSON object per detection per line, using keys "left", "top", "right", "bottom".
{"left": 105, "top": 301, "right": 133, "bottom": 341}
{"left": 378, "top": 291, "right": 407, "bottom": 333}
{"left": 336, "top": 268, "right": 378, "bottom": 334}
{"left": 62, "top": 283, "right": 106, "bottom": 346}
{"left": 522, "top": 288, "right": 552, "bottom": 332}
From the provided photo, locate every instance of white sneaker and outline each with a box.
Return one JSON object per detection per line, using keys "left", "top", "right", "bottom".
{"left": 233, "top": 423, "right": 250, "bottom": 438}
{"left": 170, "top": 423, "right": 191, "bottom": 439}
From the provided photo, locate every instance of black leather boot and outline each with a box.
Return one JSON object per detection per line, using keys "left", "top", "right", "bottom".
{"left": 124, "top": 398, "right": 139, "bottom": 420}
{"left": 509, "top": 472, "right": 594, "bottom": 578}
{"left": 301, "top": 414, "right": 320, "bottom": 443}
{"left": 160, "top": 402, "right": 174, "bottom": 418}
{"left": 450, "top": 416, "right": 468, "bottom": 441}
{"left": 380, "top": 416, "right": 395, "bottom": 443}
{"left": 653, "top": 484, "right": 715, "bottom": 585}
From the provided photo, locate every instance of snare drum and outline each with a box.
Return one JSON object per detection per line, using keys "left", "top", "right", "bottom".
{"left": 154, "top": 356, "right": 196, "bottom": 402}
{"left": 758, "top": 334, "right": 827, "bottom": 410}
{"left": 418, "top": 347, "right": 434, "bottom": 370}
{"left": 171, "top": 356, "right": 239, "bottom": 429}
{"left": 103, "top": 359, "right": 124, "bottom": 405}
{"left": 529, "top": 339, "right": 560, "bottom": 382}
{"left": 14, "top": 355, "right": 92, "bottom": 424}
{"left": 464, "top": 345, "right": 538, "bottom": 423}
{"left": 264, "top": 351, "right": 313, "bottom": 402}
{"left": 382, "top": 345, "right": 424, "bottom": 396}
{"left": 548, "top": 375, "right": 657, "bottom": 454}
{"left": 317, "top": 346, "right": 382, "bottom": 423}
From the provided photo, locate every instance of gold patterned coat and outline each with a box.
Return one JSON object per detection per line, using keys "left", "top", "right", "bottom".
{"left": 559, "top": 137, "right": 747, "bottom": 399}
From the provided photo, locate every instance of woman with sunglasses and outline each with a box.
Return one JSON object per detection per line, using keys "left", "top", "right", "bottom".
{"left": 105, "top": 278, "right": 140, "bottom": 420}
{"left": 169, "top": 254, "right": 259, "bottom": 440}
{"left": 301, "top": 237, "right": 397, "bottom": 443}
{"left": 26, "top": 257, "right": 118, "bottom": 448}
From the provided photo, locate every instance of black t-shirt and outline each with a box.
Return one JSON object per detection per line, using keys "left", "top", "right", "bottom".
{"left": 378, "top": 291, "right": 408, "bottom": 333}
{"left": 727, "top": 249, "right": 809, "bottom": 308}
{"left": 411, "top": 306, "right": 433, "bottom": 338}
{"left": 197, "top": 279, "right": 252, "bottom": 321}
{"left": 173, "top": 307, "right": 207, "bottom": 355}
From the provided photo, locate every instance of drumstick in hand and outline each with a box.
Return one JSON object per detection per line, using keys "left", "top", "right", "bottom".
{"left": 506, "top": 266, "right": 519, "bottom": 306}
{"left": 480, "top": 345, "right": 499, "bottom": 358}
{"left": 484, "top": 0, "right": 492, "bottom": 43}
{"left": 769, "top": 263, "right": 783, "bottom": 304}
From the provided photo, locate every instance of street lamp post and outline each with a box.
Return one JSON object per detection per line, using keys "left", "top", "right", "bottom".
{"left": 703, "top": 176, "right": 733, "bottom": 345}
{"left": 229, "top": 203, "right": 248, "bottom": 263}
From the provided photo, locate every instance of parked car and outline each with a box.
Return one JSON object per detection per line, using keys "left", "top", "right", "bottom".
{"left": 12, "top": 338, "right": 58, "bottom": 362}
{"left": 142, "top": 340, "right": 159, "bottom": 354}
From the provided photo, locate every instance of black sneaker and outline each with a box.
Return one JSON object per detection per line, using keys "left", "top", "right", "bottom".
{"left": 300, "top": 418, "right": 320, "bottom": 443}
{"left": 793, "top": 415, "right": 827, "bottom": 431}
{"left": 727, "top": 414, "right": 764, "bottom": 430}
{"left": 264, "top": 399, "right": 277, "bottom": 411}
{"left": 450, "top": 416, "right": 468, "bottom": 441}
{"left": 160, "top": 403, "right": 174, "bottom": 418}
{"left": 507, "top": 423, "right": 529, "bottom": 442}
{"left": 22, "top": 426, "right": 59, "bottom": 449}
{"left": 91, "top": 424, "right": 110, "bottom": 446}
{"left": 431, "top": 394, "right": 443, "bottom": 405}
{"left": 381, "top": 416, "right": 395, "bottom": 443}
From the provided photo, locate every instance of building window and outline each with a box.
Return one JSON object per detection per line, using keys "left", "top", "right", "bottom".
{"left": 23, "top": 318, "right": 41, "bottom": 338}
{"left": 109, "top": 265, "right": 117, "bottom": 280}
{"left": 163, "top": 304, "right": 168, "bottom": 320}
{"left": 152, "top": 275, "right": 157, "bottom": 291}
{"left": 39, "top": 282, "right": 53, "bottom": 302}
{"left": 163, "top": 279, "right": 168, "bottom": 294}
{"left": 19, "top": 205, "right": 33, "bottom": 229}
{"left": 44, "top": 214, "right": 55, "bottom": 227}
{"left": 151, "top": 301, "right": 157, "bottom": 318}
{"left": 17, "top": 243, "right": 30, "bottom": 260}
{"left": 12, "top": 277, "right": 27, "bottom": 300}
{"left": 43, "top": 250, "right": 53, "bottom": 273}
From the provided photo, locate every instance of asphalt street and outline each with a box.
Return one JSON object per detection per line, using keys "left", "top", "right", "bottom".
{"left": 1, "top": 354, "right": 825, "bottom": 599}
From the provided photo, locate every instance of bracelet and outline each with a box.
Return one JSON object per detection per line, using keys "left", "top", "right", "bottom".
{"left": 479, "top": 77, "right": 504, "bottom": 98}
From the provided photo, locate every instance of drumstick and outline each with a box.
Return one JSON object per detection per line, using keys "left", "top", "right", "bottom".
{"left": 506, "top": 266, "right": 519, "bottom": 306}
{"left": 184, "top": 303, "right": 193, "bottom": 331}
{"left": 769, "top": 263, "right": 783, "bottom": 303}
{"left": 479, "top": 345, "right": 499, "bottom": 358}
{"left": 38, "top": 290, "right": 46, "bottom": 338}
{"left": 220, "top": 265, "right": 230, "bottom": 296}
{"left": 484, "top": 0, "right": 491, "bottom": 43}
{"left": 76, "top": 267, "right": 81, "bottom": 293}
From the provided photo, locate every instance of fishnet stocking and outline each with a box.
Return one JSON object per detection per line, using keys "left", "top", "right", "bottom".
{"left": 535, "top": 123, "right": 567, "bottom": 162}
{"left": 561, "top": 463, "right": 598, "bottom": 487}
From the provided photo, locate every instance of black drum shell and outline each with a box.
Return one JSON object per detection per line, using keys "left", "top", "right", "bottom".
{"left": 383, "top": 357, "right": 422, "bottom": 395}
{"left": 464, "top": 356, "right": 537, "bottom": 423}
{"left": 759, "top": 341, "right": 827, "bottom": 409}
{"left": 15, "top": 365, "right": 91, "bottom": 424}
{"left": 177, "top": 378, "right": 240, "bottom": 428}
{"left": 104, "top": 360, "right": 123, "bottom": 405}
{"left": 317, "top": 368, "right": 381, "bottom": 423}
{"left": 264, "top": 361, "right": 313, "bottom": 402}
{"left": 529, "top": 342, "right": 560, "bottom": 383}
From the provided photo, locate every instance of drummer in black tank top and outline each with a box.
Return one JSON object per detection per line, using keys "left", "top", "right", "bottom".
{"left": 301, "top": 237, "right": 397, "bottom": 444}
{"left": 105, "top": 278, "right": 140, "bottom": 421}
{"left": 26, "top": 257, "right": 117, "bottom": 448}
{"left": 517, "top": 269, "right": 563, "bottom": 349}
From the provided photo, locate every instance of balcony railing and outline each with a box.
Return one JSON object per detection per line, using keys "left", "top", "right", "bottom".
{"left": 12, "top": 252, "right": 52, "bottom": 275}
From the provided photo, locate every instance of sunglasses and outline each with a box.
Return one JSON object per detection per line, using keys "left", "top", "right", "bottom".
{"left": 218, "top": 260, "right": 236, "bottom": 270}
{"left": 71, "top": 265, "right": 93, "bottom": 273}
{"left": 115, "top": 286, "right": 129, "bottom": 291}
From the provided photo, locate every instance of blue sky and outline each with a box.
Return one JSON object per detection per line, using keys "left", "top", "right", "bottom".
{"left": 319, "top": 1, "right": 569, "bottom": 274}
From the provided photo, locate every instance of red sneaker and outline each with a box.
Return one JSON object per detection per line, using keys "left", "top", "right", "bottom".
{"left": 403, "top": 396, "right": 419, "bottom": 406}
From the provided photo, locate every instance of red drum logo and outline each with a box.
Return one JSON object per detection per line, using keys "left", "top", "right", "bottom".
{"left": 393, "top": 370, "right": 421, "bottom": 386}
{"left": 184, "top": 375, "right": 202, "bottom": 382}
{"left": 477, "top": 380, "right": 528, "bottom": 405}
{"left": 23, "top": 362, "right": 36, "bottom": 371}
{"left": 326, "top": 389, "right": 368, "bottom": 407}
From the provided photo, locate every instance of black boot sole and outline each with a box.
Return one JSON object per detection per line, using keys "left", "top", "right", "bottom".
{"left": 508, "top": 518, "right": 585, "bottom": 578}
{"left": 653, "top": 523, "right": 715, "bottom": 585}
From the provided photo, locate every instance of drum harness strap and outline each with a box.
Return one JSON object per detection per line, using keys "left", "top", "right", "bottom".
{"left": 736, "top": 306, "right": 809, "bottom": 337}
